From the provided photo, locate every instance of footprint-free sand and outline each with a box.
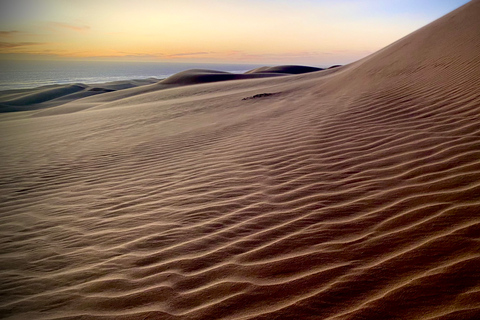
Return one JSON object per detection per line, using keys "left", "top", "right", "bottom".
{"left": 1, "top": 1, "right": 480, "bottom": 319}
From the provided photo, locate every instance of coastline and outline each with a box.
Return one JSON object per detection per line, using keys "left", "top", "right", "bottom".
{"left": 0, "top": 60, "right": 275, "bottom": 92}
{"left": 0, "top": 65, "right": 327, "bottom": 113}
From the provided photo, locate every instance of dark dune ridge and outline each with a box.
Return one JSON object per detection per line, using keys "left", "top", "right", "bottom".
{"left": 245, "top": 65, "right": 323, "bottom": 74}
{"left": 0, "top": 78, "right": 159, "bottom": 112}
{"left": 1, "top": 1, "right": 480, "bottom": 320}
{"left": 159, "top": 68, "right": 284, "bottom": 85}
{"left": 158, "top": 65, "right": 323, "bottom": 85}
{"left": 0, "top": 66, "right": 323, "bottom": 112}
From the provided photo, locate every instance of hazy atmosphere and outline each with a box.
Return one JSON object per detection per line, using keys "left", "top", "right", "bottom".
{"left": 0, "top": 0, "right": 470, "bottom": 65}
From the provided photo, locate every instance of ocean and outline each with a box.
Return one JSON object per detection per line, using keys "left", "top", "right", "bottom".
{"left": 0, "top": 60, "right": 265, "bottom": 91}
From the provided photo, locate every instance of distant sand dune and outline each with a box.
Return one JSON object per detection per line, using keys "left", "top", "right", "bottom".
{"left": 160, "top": 69, "right": 286, "bottom": 86}
{"left": 0, "top": 79, "right": 159, "bottom": 112}
{"left": 0, "top": 66, "right": 323, "bottom": 114}
{"left": 245, "top": 65, "right": 323, "bottom": 74}
{"left": 1, "top": 1, "right": 480, "bottom": 320}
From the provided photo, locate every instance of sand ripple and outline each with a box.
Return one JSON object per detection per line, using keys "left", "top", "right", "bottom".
{"left": 1, "top": 1, "right": 480, "bottom": 319}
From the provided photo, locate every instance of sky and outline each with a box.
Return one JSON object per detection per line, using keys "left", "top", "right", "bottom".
{"left": 0, "top": 0, "right": 471, "bottom": 65}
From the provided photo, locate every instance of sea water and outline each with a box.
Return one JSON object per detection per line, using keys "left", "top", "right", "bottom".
{"left": 0, "top": 60, "right": 265, "bottom": 91}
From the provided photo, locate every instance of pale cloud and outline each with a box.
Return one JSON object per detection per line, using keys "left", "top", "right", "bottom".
{"left": 106, "top": 32, "right": 126, "bottom": 36}
{"left": 167, "top": 52, "right": 212, "bottom": 58}
{"left": 114, "top": 51, "right": 165, "bottom": 58}
{"left": 112, "top": 53, "right": 163, "bottom": 59}
{"left": 49, "top": 22, "right": 90, "bottom": 32}
{"left": 0, "top": 31, "right": 20, "bottom": 38}
{"left": 219, "top": 49, "right": 372, "bottom": 65}
{"left": 0, "top": 44, "right": 370, "bottom": 65}
{"left": 0, "top": 41, "right": 44, "bottom": 49}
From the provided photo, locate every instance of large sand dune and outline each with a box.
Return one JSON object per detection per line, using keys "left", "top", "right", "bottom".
{"left": 1, "top": 1, "right": 480, "bottom": 319}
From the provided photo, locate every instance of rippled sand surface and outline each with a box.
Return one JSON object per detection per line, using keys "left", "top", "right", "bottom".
{"left": 1, "top": 2, "right": 480, "bottom": 319}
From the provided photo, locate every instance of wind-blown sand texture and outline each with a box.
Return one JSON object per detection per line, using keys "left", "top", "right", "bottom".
{"left": 1, "top": 1, "right": 480, "bottom": 319}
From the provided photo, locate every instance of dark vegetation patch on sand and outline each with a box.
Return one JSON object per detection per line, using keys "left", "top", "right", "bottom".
{"left": 242, "top": 92, "right": 280, "bottom": 100}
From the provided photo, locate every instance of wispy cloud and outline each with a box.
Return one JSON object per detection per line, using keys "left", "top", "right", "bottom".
{"left": 218, "top": 49, "right": 371, "bottom": 65}
{"left": 85, "top": 53, "right": 164, "bottom": 60}
{"left": 49, "top": 22, "right": 90, "bottom": 32}
{"left": 116, "top": 51, "right": 164, "bottom": 57}
{"left": 167, "top": 51, "right": 212, "bottom": 58}
{"left": 91, "top": 51, "right": 215, "bottom": 60}
{"left": 0, "top": 31, "right": 19, "bottom": 38}
{"left": 0, "top": 41, "right": 45, "bottom": 49}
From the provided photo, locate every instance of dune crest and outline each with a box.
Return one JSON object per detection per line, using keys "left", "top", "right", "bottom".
{"left": 245, "top": 65, "right": 323, "bottom": 74}
{"left": 0, "top": 79, "right": 159, "bottom": 112}
{"left": 1, "top": 1, "right": 480, "bottom": 320}
{"left": 0, "top": 66, "right": 325, "bottom": 114}
{"left": 160, "top": 66, "right": 322, "bottom": 86}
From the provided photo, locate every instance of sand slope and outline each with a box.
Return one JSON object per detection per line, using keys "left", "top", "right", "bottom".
{"left": 0, "top": 67, "right": 324, "bottom": 115}
{"left": 245, "top": 65, "right": 323, "bottom": 74}
{"left": 1, "top": 1, "right": 480, "bottom": 320}
{"left": 0, "top": 79, "right": 159, "bottom": 112}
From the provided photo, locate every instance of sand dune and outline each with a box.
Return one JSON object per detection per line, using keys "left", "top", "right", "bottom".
{"left": 0, "top": 66, "right": 321, "bottom": 114}
{"left": 0, "top": 78, "right": 159, "bottom": 112}
{"left": 245, "top": 65, "right": 323, "bottom": 74}
{"left": 1, "top": 1, "right": 480, "bottom": 320}
{"left": 160, "top": 69, "right": 287, "bottom": 86}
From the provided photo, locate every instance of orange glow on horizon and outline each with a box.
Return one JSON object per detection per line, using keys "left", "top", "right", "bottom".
{"left": 0, "top": 0, "right": 470, "bottom": 65}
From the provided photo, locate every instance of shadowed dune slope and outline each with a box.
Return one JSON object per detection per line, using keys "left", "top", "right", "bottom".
{"left": 0, "top": 79, "right": 159, "bottom": 112}
{"left": 160, "top": 69, "right": 287, "bottom": 85}
{"left": 161, "top": 66, "right": 323, "bottom": 86}
{"left": 1, "top": 1, "right": 480, "bottom": 320}
{"left": 245, "top": 65, "right": 323, "bottom": 74}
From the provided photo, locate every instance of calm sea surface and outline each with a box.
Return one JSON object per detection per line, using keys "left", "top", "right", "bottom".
{"left": 0, "top": 60, "right": 265, "bottom": 91}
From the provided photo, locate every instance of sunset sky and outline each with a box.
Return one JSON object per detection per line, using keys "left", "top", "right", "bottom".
{"left": 0, "top": 0, "right": 470, "bottom": 65}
